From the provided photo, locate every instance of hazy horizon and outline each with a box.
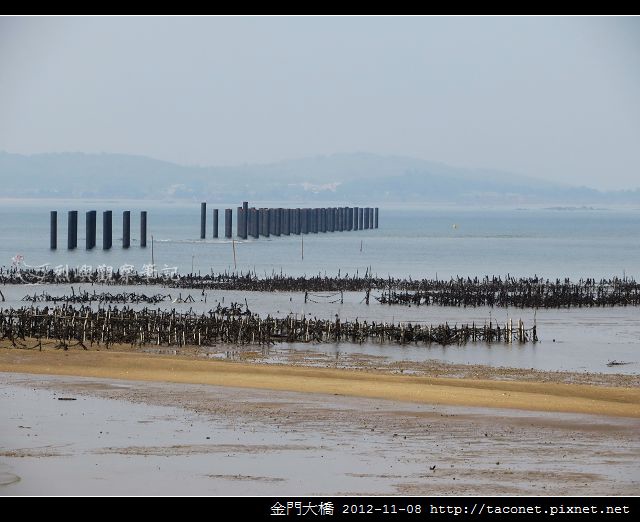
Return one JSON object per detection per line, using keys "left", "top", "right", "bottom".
{"left": 1, "top": 16, "right": 639, "bottom": 190}
{"left": 0, "top": 148, "right": 636, "bottom": 194}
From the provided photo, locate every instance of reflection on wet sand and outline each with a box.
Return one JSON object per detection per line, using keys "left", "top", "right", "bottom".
{"left": 1, "top": 374, "right": 639, "bottom": 495}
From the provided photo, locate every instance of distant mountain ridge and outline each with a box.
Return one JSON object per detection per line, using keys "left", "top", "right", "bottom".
{"left": 0, "top": 151, "right": 638, "bottom": 204}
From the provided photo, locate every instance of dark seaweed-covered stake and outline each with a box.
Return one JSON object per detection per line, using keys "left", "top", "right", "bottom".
{"left": 1, "top": 269, "right": 638, "bottom": 308}
{"left": 0, "top": 304, "right": 537, "bottom": 348}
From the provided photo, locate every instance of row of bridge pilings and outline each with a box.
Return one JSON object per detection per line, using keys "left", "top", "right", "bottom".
{"left": 49, "top": 210, "right": 147, "bottom": 250}
{"left": 200, "top": 202, "right": 379, "bottom": 239}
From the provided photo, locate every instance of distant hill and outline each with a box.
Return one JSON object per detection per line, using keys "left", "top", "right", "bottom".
{"left": 0, "top": 151, "right": 638, "bottom": 204}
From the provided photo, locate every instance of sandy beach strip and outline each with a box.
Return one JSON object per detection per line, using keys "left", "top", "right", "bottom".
{"left": 1, "top": 348, "right": 638, "bottom": 418}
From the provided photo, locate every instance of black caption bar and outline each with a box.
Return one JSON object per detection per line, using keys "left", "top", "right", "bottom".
{"left": 9, "top": 495, "right": 638, "bottom": 520}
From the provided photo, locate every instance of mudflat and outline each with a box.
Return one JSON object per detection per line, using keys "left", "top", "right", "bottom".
{"left": 1, "top": 372, "right": 639, "bottom": 495}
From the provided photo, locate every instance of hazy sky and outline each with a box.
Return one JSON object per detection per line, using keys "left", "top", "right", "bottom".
{"left": 1, "top": 16, "right": 638, "bottom": 190}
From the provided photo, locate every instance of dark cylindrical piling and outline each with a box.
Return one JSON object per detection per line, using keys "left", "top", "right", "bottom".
{"left": 225, "top": 209, "right": 232, "bottom": 238}
{"left": 358, "top": 207, "right": 364, "bottom": 230}
{"left": 140, "top": 211, "right": 147, "bottom": 247}
{"left": 282, "top": 208, "right": 290, "bottom": 235}
{"left": 246, "top": 207, "right": 252, "bottom": 238}
{"left": 102, "top": 211, "right": 112, "bottom": 250}
{"left": 374, "top": 207, "right": 379, "bottom": 228}
{"left": 86, "top": 210, "right": 96, "bottom": 250}
{"left": 50, "top": 211, "right": 57, "bottom": 250}
{"left": 364, "top": 208, "right": 370, "bottom": 229}
{"left": 293, "top": 209, "right": 300, "bottom": 234}
{"left": 242, "top": 201, "right": 249, "bottom": 239}
{"left": 338, "top": 207, "right": 344, "bottom": 232}
{"left": 277, "top": 208, "right": 282, "bottom": 236}
{"left": 212, "top": 209, "right": 219, "bottom": 238}
{"left": 275, "top": 208, "right": 282, "bottom": 236}
{"left": 327, "top": 208, "right": 334, "bottom": 232}
{"left": 369, "top": 207, "right": 374, "bottom": 229}
{"left": 67, "top": 211, "right": 78, "bottom": 250}
{"left": 200, "top": 202, "right": 206, "bottom": 239}
{"left": 258, "top": 209, "right": 263, "bottom": 237}
{"left": 320, "top": 208, "right": 326, "bottom": 232}
{"left": 251, "top": 208, "right": 259, "bottom": 238}
{"left": 311, "top": 208, "right": 318, "bottom": 233}
{"left": 236, "top": 207, "right": 244, "bottom": 238}
{"left": 262, "top": 208, "right": 270, "bottom": 237}
{"left": 345, "top": 207, "right": 352, "bottom": 231}
{"left": 122, "top": 211, "right": 131, "bottom": 248}
{"left": 268, "top": 208, "right": 276, "bottom": 236}
{"left": 256, "top": 209, "right": 261, "bottom": 236}
{"left": 354, "top": 207, "right": 359, "bottom": 230}
{"left": 301, "top": 209, "right": 309, "bottom": 234}
{"left": 258, "top": 209, "right": 263, "bottom": 236}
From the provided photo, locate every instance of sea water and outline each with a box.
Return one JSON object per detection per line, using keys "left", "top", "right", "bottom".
{"left": 2, "top": 199, "right": 639, "bottom": 280}
{"left": 1, "top": 199, "right": 638, "bottom": 374}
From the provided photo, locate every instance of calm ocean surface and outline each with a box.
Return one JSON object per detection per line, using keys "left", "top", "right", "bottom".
{"left": 1, "top": 199, "right": 639, "bottom": 374}
{"left": 2, "top": 199, "right": 640, "bottom": 279}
